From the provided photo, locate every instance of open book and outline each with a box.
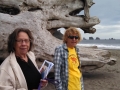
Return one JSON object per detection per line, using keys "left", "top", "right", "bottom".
{"left": 39, "top": 60, "right": 54, "bottom": 79}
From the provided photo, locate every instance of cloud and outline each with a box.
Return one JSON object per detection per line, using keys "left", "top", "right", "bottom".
{"left": 59, "top": 0, "right": 120, "bottom": 39}
{"left": 87, "top": 0, "right": 120, "bottom": 39}
{"left": 95, "top": 25, "right": 120, "bottom": 33}
{"left": 91, "top": 0, "right": 120, "bottom": 25}
{"left": 80, "top": 24, "right": 120, "bottom": 39}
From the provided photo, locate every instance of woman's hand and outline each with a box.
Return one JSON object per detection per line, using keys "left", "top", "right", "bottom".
{"left": 40, "top": 79, "right": 48, "bottom": 88}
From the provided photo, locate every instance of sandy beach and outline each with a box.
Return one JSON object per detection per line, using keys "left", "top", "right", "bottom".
{"left": 45, "top": 49, "right": 120, "bottom": 90}
{"left": 83, "top": 49, "right": 120, "bottom": 90}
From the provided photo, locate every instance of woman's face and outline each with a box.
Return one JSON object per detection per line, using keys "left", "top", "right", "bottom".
{"left": 66, "top": 34, "right": 79, "bottom": 48}
{"left": 14, "top": 32, "right": 30, "bottom": 56}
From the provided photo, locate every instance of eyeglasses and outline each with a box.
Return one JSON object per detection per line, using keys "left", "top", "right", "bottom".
{"left": 68, "top": 36, "right": 79, "bottom": 39}
{"left": 16, "top": 39, "right": 31, "bottom": 43}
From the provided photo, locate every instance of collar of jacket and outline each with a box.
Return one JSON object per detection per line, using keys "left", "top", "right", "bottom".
{"left": 9, "top": 51, "right": 37, "bottom": 89}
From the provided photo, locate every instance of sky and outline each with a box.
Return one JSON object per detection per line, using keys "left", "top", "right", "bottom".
{"left": 59, "top": 0, "right": 120, "bottom": 40}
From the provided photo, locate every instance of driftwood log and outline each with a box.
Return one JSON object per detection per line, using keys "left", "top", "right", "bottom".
{"left": 0, "top": 0, "right": 116, "bottom": 72}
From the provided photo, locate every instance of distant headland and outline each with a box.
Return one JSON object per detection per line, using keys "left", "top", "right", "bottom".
{"left": 83, "top": 37, "right": 116, "bottom": 40}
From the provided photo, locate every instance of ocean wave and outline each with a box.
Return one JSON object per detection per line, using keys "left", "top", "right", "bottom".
{"left": 77, "top": 44, "right": 120, "bottom": 50}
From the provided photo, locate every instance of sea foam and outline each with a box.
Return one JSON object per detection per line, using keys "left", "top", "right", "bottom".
{"left": 77, "top": 44, "right": 120, "bottom": 50}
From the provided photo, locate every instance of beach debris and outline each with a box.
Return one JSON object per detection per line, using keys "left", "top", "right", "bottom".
{"left": 78, "top": 47, "right": 116, "bottom": 72}
{"left": 107, "top": 58, "right": 116, "bottom": 65}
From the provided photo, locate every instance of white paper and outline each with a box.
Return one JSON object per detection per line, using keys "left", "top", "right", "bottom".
{"left": 39, "top": 60, "right": 54, "bottom": 79}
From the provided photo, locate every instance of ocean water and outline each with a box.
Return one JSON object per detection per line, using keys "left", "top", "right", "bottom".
{"left": 77, "top": 39, "right": 120, "bottom": 50}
